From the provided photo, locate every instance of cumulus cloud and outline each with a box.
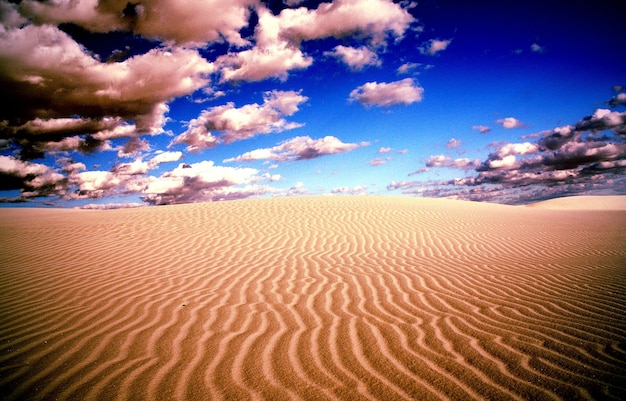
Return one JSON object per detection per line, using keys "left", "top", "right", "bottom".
{"left": 273, "top": 0, "right": 414, "bottom": 45}
{"left": 0, "top": 24, "right": 213, "bottom": 129}
{"left": 217, "top": 38, "right": 313, "bottom": 82}
{"left": 217, "top": 0, "right": 413, "bottom": 82}
{"left": 0, "top": 21, "right": 214, "bottom": 161}
{"left": 171, "top": 90, "right": 308, "bottom": 152}
{"left": 224, "top": 135, "right": 361, "bottom": 162}
{"left": 420, "top": 38, "right": 452, "bottom": 55}
{"left": 0, "top": 155, "right": 65, "bottom": 195}
{"left": 495, "top": 117, "right": 525, "bottom": 129}
{"left": 326, "top": 45, "right": 381, "bottom": 70}
{"left": 140, "top": 160, "right": 269, "bottom": 205}
{"left": 389, "top": 105, "right": 626, "bottom": 204}
{"left": 349, "top": 78, "right": 424, "bottom": 107}
{"left": 18, "top": 0, "right": 256, "bottom": 47}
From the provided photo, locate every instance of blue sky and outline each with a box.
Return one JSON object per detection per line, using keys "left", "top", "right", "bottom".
{"left": 1, "top": 0, "right": 625, "bottom": 207}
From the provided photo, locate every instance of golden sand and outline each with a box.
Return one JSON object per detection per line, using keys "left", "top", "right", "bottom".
{"left": 1, "top": 196, "right": 625, "bottom": 400}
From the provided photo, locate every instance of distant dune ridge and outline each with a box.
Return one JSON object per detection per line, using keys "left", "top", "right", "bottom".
{"left": 1, "top": 195, "right": 625, "bottom": 400}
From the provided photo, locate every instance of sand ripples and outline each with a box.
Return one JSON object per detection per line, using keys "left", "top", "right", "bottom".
{"left": 1, "top": 196, "right": 625, "bottom": 400}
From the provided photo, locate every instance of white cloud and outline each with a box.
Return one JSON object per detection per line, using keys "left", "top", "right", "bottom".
{"left": 495, "top": 117, "right": 525, "bottom": 129}
{"left": 218, "top": 41, "right": 313, "bottom": 83}
{"left": 148, "top": 151, "right": 183, "bottom": 167}
{"left": 0, "top": 23, "right": 214, "bottom": 135}
{"left": 224, "top": 135, "right": 361, "bottom": 162}
{"left": 326, "top": 45, "right": 381, "bottom": 70}
{"left": 19, "top": 0, "right": 256, "bottom": 47}
{"left": 349, "top": 78, "right": 423, "bottom": 107}
{"left": 420, "top": 38, "right": 452, "bottom": 55}
{"left": 171, "top": 90, "right": 308, "bottom": 152}
{"left": 140, "top": 160, "right": 266, "bottom": 204}
{"left": 274, "top": 0, "right": 414, "bottom": 45}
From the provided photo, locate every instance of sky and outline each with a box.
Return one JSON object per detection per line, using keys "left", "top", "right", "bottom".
{"left": 1, "top": 0, "right": 625, "bottom": 208}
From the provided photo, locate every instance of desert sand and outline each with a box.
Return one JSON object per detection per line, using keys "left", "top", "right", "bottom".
{"left": 1, "top": 195, "right": 625, "bottom": 400}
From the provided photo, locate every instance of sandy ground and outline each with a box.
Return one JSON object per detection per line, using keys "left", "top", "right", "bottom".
{"left": 1, "top": 195, "right": 625, "bottom": 400}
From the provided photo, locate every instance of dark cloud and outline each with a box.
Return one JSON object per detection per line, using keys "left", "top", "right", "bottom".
{"left": 389, "top": 106, "right": 626, "bottom": 204}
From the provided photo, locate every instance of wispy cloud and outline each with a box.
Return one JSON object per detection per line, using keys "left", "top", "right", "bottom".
{"left": 472, "top": 125, "right": 491, "bottom": 134}
{"left": 224, "top": 135, "right": 362, "bottom": 163}
{"left": 420, "top": 38, "right": 452, "bottom": 55}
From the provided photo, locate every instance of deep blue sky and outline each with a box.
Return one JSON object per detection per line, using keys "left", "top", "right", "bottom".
{"left": 1, "top": 0, "right": 625, "bottom": 207}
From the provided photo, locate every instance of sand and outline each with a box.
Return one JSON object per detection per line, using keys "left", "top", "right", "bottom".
{"left": 1, "top": 195, "right": 625, "bottom": 400}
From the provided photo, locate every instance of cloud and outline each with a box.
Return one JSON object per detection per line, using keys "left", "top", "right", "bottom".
{"left": 217, "top": 40, "right": 313, "bottom": 83}
{"left": 18, "top": 0, "right": 256, "bottom": 47}
{"left": 607, "top": 93, "right": 626, "bottom": 107}
{"left": 273, "top": 0, "right": 414, "bottom": 45}
{"left": 397, "top": 62, "right": 420, "bottom": 74}
{"left": 224, "top": 135, "right": 361, "bottom": 162}
{"left": 171, "top": 90, "right": 308, "bottom": 152}
{"left": 331, "top": 185, "right": 367, "bottom": 195}
{"left": 349, "top": 78, "right": 424, "bottom": 107}
{"left": 425, "top": 155, "right": 480, "bottom": 170}
{"left": 420, "top": 38, "right": 452, "bottom": 55}
{"left": 495, "top": 117, "right": 525, "bottom": 129}
{"left": 140, "top": 160, "right": 271, "bottom": 205}
{"left": 389, "top": 106, "right": 626, "bottom": 204}
{"left": 148, "top": 151, "right": 184, "bottom": 167}
{"left": 0, "top": 155, "right": 65, "bottom": 195}
{"left": 0, "top": 22, "right": 215, "bottom": 161}
{"left": 378, "top": 147, "right": 393, "bottom": 154}
{"left": 80, "top": 202, "right": 145, "bottom": 210}
{"left": 0, "top": 24, "right": 213, "bottom": 129}
{"left": 530, "top": 43, "right": 546, "bottom": 53}
{"left": 472, "top": 125, "right": 491, "bottom": 134}
{"left": 326, "top": 45, "right": 381, "bottom": 70}
{"left": 369, "top": 157, "right": 391, "bottom": 166}
{"left": 445, "top": 138, "right": 462, "bottom": 149}
{"left": 217, "top": 0, "right": 413, "bottom": 83}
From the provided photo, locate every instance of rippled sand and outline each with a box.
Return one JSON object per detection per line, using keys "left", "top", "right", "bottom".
{"left": 1, "top": 196, "right": 625, "bottom": 400}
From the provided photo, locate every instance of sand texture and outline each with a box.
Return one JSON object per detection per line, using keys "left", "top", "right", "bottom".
{"left": 1, "top": 196, "right": 625, "bottom": 400}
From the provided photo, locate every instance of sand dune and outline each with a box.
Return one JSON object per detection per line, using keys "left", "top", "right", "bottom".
{"left": 1, "top": 196, "right": 625, "bottom": 400}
